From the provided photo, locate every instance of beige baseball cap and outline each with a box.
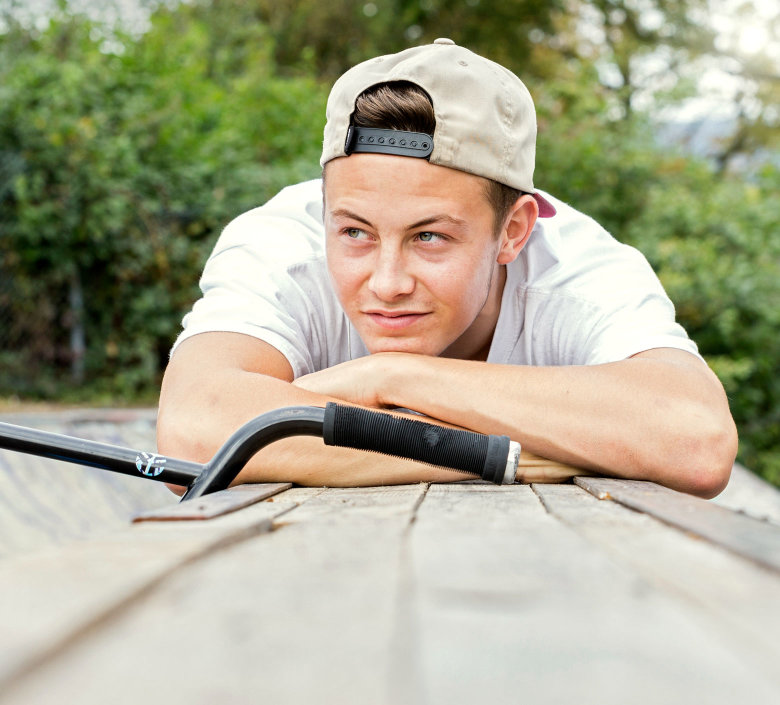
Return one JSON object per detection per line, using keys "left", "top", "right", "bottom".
{"left": 321, "top": 38, "right": 555, "bottom": 218}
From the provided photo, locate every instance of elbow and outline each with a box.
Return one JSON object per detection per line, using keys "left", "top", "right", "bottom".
{"left": 156, "top": 405, "right": 214, "bottom": 466}
{"left": 664, "top": 412, "right": 738, "bottom": 499}
{"left": 157, "top": 407, "right": 216, "bottom": 494}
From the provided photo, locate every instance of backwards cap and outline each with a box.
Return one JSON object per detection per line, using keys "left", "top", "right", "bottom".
{"left": 320, "top": 38, "right": 555, "bottom": 218}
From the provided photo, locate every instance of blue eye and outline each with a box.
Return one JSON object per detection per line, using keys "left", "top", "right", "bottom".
{"left": 418, "top": 232, "right": 442, "bottom": 242}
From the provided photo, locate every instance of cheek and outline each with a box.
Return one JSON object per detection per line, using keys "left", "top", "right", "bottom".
{"left": 426, "top": 252, "right": 496, "bottom": 310}
{"left": 326, "top": 248, "right": 364, "bottom": 306}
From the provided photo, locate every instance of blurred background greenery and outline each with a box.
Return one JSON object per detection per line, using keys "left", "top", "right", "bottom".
{"left": 0, "top": 0, "right": 778, "bottom": 484}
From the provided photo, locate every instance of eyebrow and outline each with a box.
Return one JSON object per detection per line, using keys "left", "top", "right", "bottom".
{"left": 329, "top": 208, "right": 468, "bottom": 230}
{"left": 330, "top": 209, "right": 373, "bottom": 227}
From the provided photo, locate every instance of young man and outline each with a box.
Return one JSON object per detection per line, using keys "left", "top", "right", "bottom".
{"left": 158, "top": 39, "right": 737, "bottom": 497}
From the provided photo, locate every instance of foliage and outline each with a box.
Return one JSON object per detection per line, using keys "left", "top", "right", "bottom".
{"left": 0, "top": 4, "right": 327, "bottom": 399}
{"left": 556, "top": 0, "right": 780, "bottom": 166}
{"left": 244, "top": 0, "right": 564, "bottom": 80}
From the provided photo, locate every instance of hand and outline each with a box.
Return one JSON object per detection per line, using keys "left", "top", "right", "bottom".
{"left": 292, "top": 354, "right": 395, "bottom": 408}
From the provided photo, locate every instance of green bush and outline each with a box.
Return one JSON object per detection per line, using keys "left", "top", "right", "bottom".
{"left": 0, "top": 8, "right": 327, "bottom": 400}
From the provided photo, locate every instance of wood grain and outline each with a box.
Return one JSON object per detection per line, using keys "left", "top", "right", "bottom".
{"left": 400, "top": 482, "right": 779, "bottom": 705}
{"left": 713, "top": 462, "right": 780, "bottom": 527}
{"left": 515, "top": 450, "right": 595, "bottom": 483}
{"left": 2, "top": 409, "right": 779, "bottom": 705}
{"left": 0, "top": 411, "right": 174, "bottom": 558}
{"left": 575, "top": 476, "right": 780, "bottom": 573}
{"left": 0, "top": 485, "right": 425, "bottom": 705}
{"left": 534, "top": 482, "right": 780, "bottom": 688}
{"left": 0, "top": 491, "right": 306, "bottom": 691}
{"left": 8, "top": 483, "right": 777, "bottom": 705}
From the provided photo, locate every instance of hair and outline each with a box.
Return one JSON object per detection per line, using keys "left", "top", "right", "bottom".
{"left": 350, "top": 81, "right": 522, "bottom": 236}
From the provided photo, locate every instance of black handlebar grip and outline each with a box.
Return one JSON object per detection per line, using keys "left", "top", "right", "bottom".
{"left": 323, "top": 403, "right": 512, "bottom": 484}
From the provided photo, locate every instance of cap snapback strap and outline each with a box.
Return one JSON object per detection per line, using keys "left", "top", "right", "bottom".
{"left": 345, "top": 126, "right": 434, "bottom": 159}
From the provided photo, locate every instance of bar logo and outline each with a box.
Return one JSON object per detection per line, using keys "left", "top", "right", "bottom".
{"left": 135, "top": 452, "right": 167, "bottom": 477}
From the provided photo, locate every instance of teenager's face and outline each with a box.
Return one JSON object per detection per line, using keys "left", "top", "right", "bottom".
{"left": 324, "top": 154, "right": 520, "bottom": 360}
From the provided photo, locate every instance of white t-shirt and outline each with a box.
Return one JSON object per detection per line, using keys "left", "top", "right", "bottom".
{"left": 175, "top": 179, "right": 700, "bottom": 376}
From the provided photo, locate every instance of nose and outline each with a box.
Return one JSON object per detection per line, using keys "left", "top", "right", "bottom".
{"left": 367, "top": 245, "right": 415, "bottom": 301}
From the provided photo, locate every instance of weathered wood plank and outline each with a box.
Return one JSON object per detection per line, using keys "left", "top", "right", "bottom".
{"left": 402, "top": 483, "right": 779, "bottom": 705}
{"left": 575, "top": 476, "right": 780, "bottom": 572}
{"left": 0, "top": 485, "right": 426, "bottom": 705}
{"left": 3, "top": 482, "right": 780, "bottom": 705}
{"left": 0, "top": 411, "right": 174, "bottom": 558}
{"left": 0, "top": 450, "right": 177, "bottom": 557}
{"left": 0, "top": 489, "right": 311, "bottom": 692}
{"left": 533, "top": 483, "right": 780, "bottom": 686}
{"left": 713, "top": 463, "right": 780, "bottom": 527}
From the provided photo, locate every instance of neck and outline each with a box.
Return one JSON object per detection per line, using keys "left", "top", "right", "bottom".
{"left": 443, "top": 264, "right": 506, "bottom": 361}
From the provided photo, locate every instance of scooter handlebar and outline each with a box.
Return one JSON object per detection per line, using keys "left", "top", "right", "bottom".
{"left": 0, "top": 403, "right": 519, "bottom": 506}
{"left": 323, "top": 403, "right": 519, "bottom": 485}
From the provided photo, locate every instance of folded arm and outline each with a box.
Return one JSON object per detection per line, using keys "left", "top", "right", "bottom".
{"left": 293, "top": 348, "right": 738, "bottom": 497}
{"left": 157, "top": 332, "right": 566, "bottom": 490}
{"left": 159, "top": 333, "right": 736, "bottom": 497}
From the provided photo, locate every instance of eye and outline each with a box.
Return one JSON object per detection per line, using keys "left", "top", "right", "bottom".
{"left": 345, "top": 227, "right": 370, "bottom": 240}
{"left": 416, "top": 231, "right": 445, "bottom": 243}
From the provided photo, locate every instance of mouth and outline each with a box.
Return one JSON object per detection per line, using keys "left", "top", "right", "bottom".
{"left": 364, "top": 310, "right": 430, "bottom": 331}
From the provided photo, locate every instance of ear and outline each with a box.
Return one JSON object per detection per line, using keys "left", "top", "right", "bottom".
{"left": 496, "top": 195, "right": 538, "bottom": 265}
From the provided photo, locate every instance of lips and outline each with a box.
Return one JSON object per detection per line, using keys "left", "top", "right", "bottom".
{"left": 364, "top": 310, "right": 429, "bottom": 330}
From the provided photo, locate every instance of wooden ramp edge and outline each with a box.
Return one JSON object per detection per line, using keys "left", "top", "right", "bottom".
{"left": 575, "top": 477, "right": 780, "bottom": 573}
{"left": 0, "top": 483, "right": 300, "bottom": 690}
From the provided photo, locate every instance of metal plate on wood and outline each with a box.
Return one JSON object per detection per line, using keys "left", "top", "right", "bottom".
{"left": 132, "top": 483, "right": 292, "bottom": 522}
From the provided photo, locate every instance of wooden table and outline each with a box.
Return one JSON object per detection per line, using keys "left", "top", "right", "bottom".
{"left": 1, "top": 411, "right": 779, "bottom": 704}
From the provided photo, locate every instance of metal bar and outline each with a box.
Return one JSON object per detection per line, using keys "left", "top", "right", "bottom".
{"left": 0, "top": 421, "right": 202, "bottom": 487}
{"left": 181, "top": 407, "right": 327, "bottom": 500}
{"left": 0, "top": 403, "right": 515, "bottom": 510}
{"left": 133, "top": 483, "right": 293, "bottom": 522}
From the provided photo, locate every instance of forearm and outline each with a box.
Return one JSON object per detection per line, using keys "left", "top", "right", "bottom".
{"left": 158, "top": 346, "right": 582, "bottom": 487}
{"left": 370, "top": 350, "right": 737, "bottom": 497}
{"left": 158, "top": 363, "right": 477, "bottom": 487}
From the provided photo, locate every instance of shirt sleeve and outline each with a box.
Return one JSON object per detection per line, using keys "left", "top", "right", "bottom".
{"left": 520, "top": 199, "right": 703, "bottom": 366}
{"left": 581, "top": 289, "right": 702, "bottom": 365}
{"left": 171, "top": 181, "right": 327, "bottom": 378}
{"left": 574, "top": 239, "right": 702, "bottom": 364}
{"left": 518, "top": 281, "right": 701, "bottom": 368}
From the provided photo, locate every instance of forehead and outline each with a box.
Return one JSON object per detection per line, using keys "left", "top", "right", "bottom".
{"left": 323, "top": 154, "right": 492, "bottom": 222}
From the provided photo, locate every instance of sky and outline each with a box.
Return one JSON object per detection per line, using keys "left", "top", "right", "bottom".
{"left": 711, "top": 0, "right": 778, "bottom": 59}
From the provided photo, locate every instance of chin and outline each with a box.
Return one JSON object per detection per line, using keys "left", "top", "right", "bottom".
{"left": 366, "top": 338, "right": 441, "bottom": 357}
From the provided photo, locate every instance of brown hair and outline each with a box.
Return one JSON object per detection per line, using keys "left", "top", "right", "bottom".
{"left": 351, "top": 81, "right": 521, "bottom": 235}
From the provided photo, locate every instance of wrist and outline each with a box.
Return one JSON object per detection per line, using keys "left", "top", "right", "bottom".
{"left": 371, "top": 352, "right": 416, "bottom": 408}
